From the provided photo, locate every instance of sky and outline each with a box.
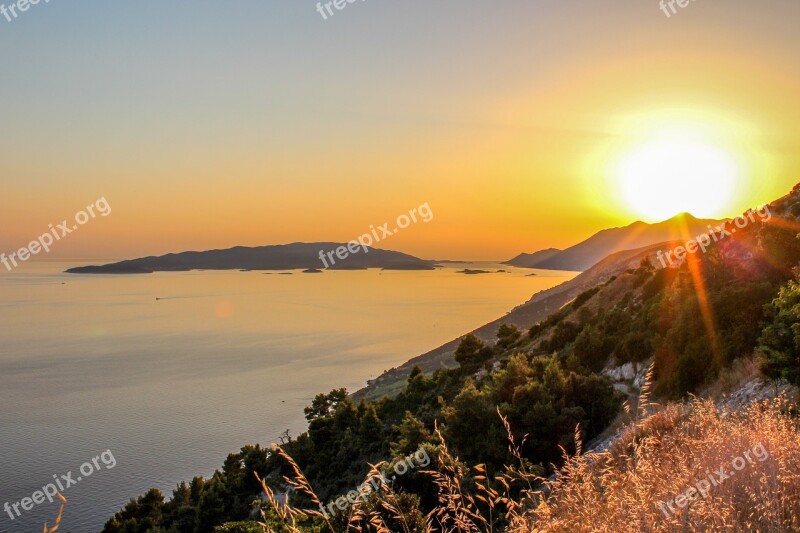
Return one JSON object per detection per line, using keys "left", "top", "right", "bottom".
{"left": 1, "top": 0, "right": 799, "bottom": 261}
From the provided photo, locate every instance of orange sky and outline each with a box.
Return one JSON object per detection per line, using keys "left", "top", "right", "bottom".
{"left": 1, "top": 2, "right": 798, "bottom": 261}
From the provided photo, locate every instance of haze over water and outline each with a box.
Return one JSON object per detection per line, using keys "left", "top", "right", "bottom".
{"left": 0, "top": 261, "right": 576, "bottom": 532}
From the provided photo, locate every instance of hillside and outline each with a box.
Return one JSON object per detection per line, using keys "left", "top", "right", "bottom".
{"left": 503, "top": 248, "right": 562, "bottom": 269}
{"left": 102, "top": 184, "right": 800, "bottom": 533}
{"left": 505, "top": 213, "right": 725, "bottom": 272}
{"left": 65, "top": 242, "right": 436, "bottom": 274}
{"left": 357, "top": 239, "right": 689, "bottom": 400}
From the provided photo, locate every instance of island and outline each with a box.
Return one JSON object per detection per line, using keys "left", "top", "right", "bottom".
{"left": 66, "top": 242, "right": 437, "bottom": 274}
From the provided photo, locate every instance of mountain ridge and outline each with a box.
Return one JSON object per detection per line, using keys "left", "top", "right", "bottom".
{"left": 505, "top": 212, "right": 726, "bottom": 271}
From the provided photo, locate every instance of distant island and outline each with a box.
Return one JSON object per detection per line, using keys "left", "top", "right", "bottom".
{"left": 65, "top": 242, "right": 437, "bottom": 274}
{"left": 458, "top": 269, "right": 491, "bottom": 275}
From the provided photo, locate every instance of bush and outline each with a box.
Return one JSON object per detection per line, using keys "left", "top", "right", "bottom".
{"left": 760, "top": 278, "right": 800, "bottom": 384}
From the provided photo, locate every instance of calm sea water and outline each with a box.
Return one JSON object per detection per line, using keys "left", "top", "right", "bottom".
{"left": 0, "top": 260, "right": 575, "bottom": 532}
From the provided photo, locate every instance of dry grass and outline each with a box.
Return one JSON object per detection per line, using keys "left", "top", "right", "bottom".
{"left": 255, "top": 444, "right": 425, "bottom": 533}
{"left": 254, "top": 418, "right": 545, "bottom": 533}
{"left": 518, "top": 396, "right": 800, "bottom": 532}
{"left": 43, "top": 492, "right": 67, "bottom": 533}
{"left": 255, "top": 375, "right": 800, "bottom": 532}
{"left": 702, "top": 356, "right": 762, "bottom": 400}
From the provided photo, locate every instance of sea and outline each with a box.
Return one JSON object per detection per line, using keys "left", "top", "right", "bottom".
{"left": 0, "top": 260, "right": 576, "bottom": 532}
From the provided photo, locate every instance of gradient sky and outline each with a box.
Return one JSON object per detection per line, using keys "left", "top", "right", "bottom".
{"left": 1, "top": 0, "right": 799, "bottom": 260}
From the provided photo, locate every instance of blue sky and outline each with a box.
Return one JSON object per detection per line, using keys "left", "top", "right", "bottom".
{"left": 2, "top": 1, "right": 799, "bottom": 259}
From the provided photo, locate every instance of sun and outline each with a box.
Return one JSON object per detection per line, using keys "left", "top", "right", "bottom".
{"left": 613, "top": 135, "right": 742, "bottom": 221}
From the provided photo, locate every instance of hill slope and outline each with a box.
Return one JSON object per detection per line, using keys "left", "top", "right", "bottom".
{"left": 101, "top": 183, "right": 800, "bottom": 533}
{"left": 357, "top": 239, "right": 686, "bottom": 400}
{"left": 506, "top": 213, "right": 724, "bottom": 272}
{"left": 503, "top": 248, "right": 562, "bottom": 268}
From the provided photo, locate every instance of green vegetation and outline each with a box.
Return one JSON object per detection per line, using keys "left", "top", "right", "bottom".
{"left": 103, "top": 331, "right": 621, "bottom": 532}
{"left": 103, "top": 203, "right": 800, "bottom": 532}
{"left": 760, "top": 277, "right": 800, "bottom": 384}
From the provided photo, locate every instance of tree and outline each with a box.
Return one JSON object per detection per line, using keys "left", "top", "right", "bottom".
{"left": 490, "top": 353, "right": 532, "bottom": 404}
{"left": 496, "top": 324, "right": 521, "bottom": 349}
{"left": 759, "top": 278, "right": 800, "bottom": 384}
{"left": 544, "top": 321, "right": 581, "bottom": 352}
{"left": 573, "top": 287, "right": 600, "bottom": 309}
{"left": 358, "top": 404, "right": 384, "bottom": 447}
{"left": 195, "top": 477, "right": 233, "bottom": 532}
{"left": 162, "top": 481, "right": 197, "bottom": 531}
{"left": 304, "top": 388, "right": 348, "bottom": 421}
{"left": 102, "top": 489, "right": 165, "bottom": 533}
{"left": 404, "top": 366, "right": 430, "bottom": 403}
{"left": 390, "top": 411, "right": 430, "bottom": 457}
{"left": 572, "top": 324, "right": 616, "bottom": 373}
{"left": 454, "top": 334, "right": 492, "bottom": 372}
{"left": 443, "top": 381, "right": 506, "bottom": 465}
{"left": 615, "top": 330, "right": 652, "bottom": 371}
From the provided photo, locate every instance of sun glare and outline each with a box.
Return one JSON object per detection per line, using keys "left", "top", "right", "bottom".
{"left": 614, "top": 136, "right": 741, "bottom": 221}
